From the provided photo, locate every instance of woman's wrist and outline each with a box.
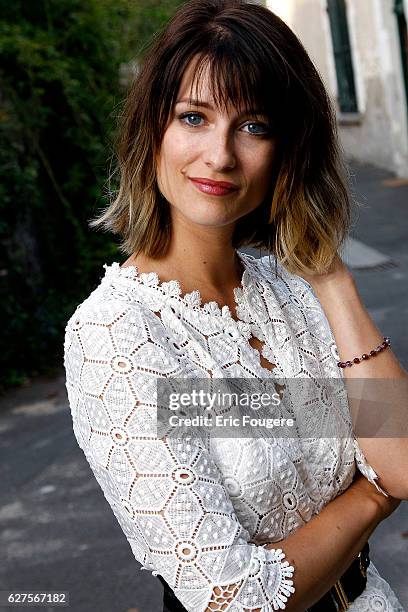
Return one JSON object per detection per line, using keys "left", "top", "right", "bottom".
{"left": 348, "top": 473, "right": 401, "bottom": 522}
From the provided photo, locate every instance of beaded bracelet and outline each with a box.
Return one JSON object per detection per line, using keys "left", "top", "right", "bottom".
{"left": 337, "top": 336, "right": 390, "bottom": 368}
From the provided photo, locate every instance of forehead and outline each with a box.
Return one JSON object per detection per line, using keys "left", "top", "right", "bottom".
{"left": 175, "top": 54, "right": 260, "bottom": 115}
{"left": 176, "top": 56, "right": 219, "bottom": 111}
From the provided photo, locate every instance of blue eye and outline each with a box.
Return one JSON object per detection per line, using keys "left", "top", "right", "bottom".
{"left": 243, "top": 122, "right": 269, "bottom": 135}
{"left": 177, "top": 112, "right": 271, "bottom": 137}
{"left": 179, "top": 112, "right": 204, "bottom": 127}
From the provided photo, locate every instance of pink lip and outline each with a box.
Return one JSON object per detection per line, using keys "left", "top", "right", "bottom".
{"left": 189, "top": 177, "right": 239, "bottom": 189}
{"left": 189, "top": 177, "right": 239, "bottom": 196}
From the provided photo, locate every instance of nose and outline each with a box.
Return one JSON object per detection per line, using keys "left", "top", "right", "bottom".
{"left": 203, "top": 127, "right": 236, "bottom": 171}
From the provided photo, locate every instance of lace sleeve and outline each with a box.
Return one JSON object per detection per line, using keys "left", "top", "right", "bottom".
{"left": 285, "top": 270, "right": 389, "bottom": 498}
{"left": 63, "top": 297, "right": 295, "bottom": 612}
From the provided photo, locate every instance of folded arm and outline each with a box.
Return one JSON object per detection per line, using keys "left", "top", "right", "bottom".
{"left": 261, "top": 472, "right": 399, "bottom": 611}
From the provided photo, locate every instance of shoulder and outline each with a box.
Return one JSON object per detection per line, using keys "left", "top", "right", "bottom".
{"left": 64, "top": 263, "right": 165, "bottom": 341}
{"left": 248, "top": 253, "right": 339, "bottom": 360}
{"left": 64, "top": 280, "right": 142, "bottom": 369}
{"left": 63, "top": 267, "right": 184, "bottom": 394}
{"left": 246, "top": 252, "right": 319, "bottom": 309}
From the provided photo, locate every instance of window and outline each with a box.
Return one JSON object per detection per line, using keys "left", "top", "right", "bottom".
{"left": 394, "top": 0, "right": 408, "bottom": 116}
{"left": 327, "top": 0, "right": 358, "bottom": 113}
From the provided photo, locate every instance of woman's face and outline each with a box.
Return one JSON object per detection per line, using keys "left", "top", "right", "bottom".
{"left": 156, "top": 57, "right": 276, "bottom": 230}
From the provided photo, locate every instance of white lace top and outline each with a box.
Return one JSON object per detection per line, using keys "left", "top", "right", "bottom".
{"left": 63, "top": 251, "right": 404, "bottom": 611}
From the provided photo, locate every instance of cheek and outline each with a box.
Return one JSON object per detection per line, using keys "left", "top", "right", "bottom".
{"left": 257, "top": 144, "right": 277, "bottom": 183}
{"left": 261, "top": 141, "right": 276, "bottom": 169}
{"left": 156, "top": 132, "right": 192, "bottom": 197}
{"left": 160, "top": 125, "right": 194, "bottom": 169}
{"left": 247, "top": 150, "right": 275, "bottom": 184}
{"left": 242, "top": 147, "right": 276, "bottom": 202}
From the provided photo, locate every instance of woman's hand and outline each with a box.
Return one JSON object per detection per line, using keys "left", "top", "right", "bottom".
{"left": 298, "top": 253, "right": 353, "bottom": 294}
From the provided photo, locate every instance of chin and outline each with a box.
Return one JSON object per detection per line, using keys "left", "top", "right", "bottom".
{"left": 174, "top": 201, "right": 233, "bottom": 224}
{"left": 188, "top": 215, "right": 237, "bottom": 228}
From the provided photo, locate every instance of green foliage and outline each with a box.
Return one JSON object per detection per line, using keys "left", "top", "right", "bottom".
{"left": 0, "top": 0, "right": 183, "bottom": 392}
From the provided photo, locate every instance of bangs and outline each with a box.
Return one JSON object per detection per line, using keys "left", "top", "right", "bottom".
{"left": 149, "top": 5, "right": 307, "bottom": 151}
{"left": 183, "top": 47, "right": 289, "bottom": 136}
{"left": 154, "top": 31, "right": 293, "bottom": 143}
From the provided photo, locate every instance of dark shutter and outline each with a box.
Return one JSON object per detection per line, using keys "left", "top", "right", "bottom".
{"left": 327, "top": 0, "right": 358, "bottom": 113}
{"left": 394, "top": 0, "right": 408, "bottom": 118}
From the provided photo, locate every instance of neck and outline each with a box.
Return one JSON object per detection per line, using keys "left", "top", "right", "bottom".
{"left": 128, "top": 216, "right": 245, "bottom": 299}
{"left": 165, "top": 226, "right": 242, "bottom": 293}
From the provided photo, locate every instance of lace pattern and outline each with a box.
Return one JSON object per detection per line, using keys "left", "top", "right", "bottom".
{"left": 63, "top": 251, "right": 403, "bottom": 611}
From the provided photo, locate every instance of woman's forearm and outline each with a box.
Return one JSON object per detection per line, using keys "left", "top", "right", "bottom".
{"left": 311, "top": 268, "right": 407, "bottom": 381}
{"left": 263, "top": 476, "right": 395, "bottom": 611}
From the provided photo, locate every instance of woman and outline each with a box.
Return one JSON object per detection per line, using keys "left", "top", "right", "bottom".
{"left": 63, "top": 0, "right": 408, "bottom": 610}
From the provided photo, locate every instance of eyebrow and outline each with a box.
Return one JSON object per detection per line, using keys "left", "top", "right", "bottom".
{"left": 175, "top": 98, "right": 266, "bottom": 116}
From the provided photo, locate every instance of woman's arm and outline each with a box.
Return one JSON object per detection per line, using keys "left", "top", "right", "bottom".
{"left": 212, "top": 475, "right": 399, "bottom": 612}
{"left": 300, "top": 256, "right": 408, "bottom": 499}
{"left": 258, "top": 473, "right": 401, "bottom": 612}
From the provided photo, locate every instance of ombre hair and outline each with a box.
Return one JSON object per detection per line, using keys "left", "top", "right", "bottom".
{"left": 90, "top": 0, "right": 352, "bottom": 275}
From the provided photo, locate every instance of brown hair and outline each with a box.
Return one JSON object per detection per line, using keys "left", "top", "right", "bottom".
{"left": 90, "top": 0, "right": 352, "bottom": 275}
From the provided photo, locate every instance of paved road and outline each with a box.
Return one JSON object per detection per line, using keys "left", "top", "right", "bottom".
{"left": 346, "top": 161, "right": 408, "bottom": 608}
{"left": 0, "top": 161, "right": 407, "bottom": 611}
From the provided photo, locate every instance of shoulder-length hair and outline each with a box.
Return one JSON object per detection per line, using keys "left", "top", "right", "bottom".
{"left": 90, "top": 0, "right": 352, "bottom": 275}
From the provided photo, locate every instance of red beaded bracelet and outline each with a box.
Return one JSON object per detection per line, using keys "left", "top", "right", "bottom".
{"left": 337, "top": 336, "right": 390, "bottom": 368}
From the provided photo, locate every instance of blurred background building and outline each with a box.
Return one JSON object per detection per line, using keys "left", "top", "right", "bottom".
{"left": 264, "top": 0, "right": 408, "bottom": 178}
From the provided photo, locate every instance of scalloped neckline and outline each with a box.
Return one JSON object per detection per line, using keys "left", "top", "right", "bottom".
{"left": 103, "top": 250, "right": 258, "bottom": 320}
